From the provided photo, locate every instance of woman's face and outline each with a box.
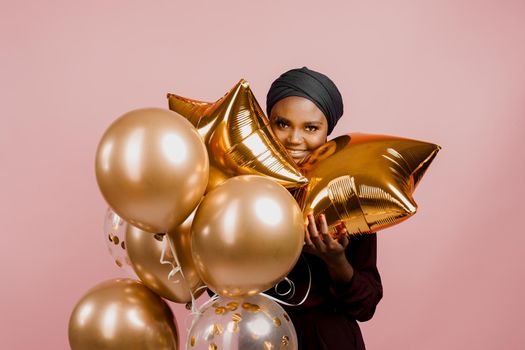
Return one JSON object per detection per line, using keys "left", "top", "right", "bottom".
{"left": 269, "top": 96, "right": 329, "bottom": 164}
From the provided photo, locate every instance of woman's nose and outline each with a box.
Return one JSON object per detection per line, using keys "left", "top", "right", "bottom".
{"left": 286, "top": 129, "right": 303, "bottom": 145}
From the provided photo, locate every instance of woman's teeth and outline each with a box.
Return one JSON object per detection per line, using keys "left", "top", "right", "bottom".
{"left": 287, "top": 149, "right": 307, "bottom": 158}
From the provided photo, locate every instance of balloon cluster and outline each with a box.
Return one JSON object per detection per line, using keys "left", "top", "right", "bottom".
{"left": 68, "top": 79, "right": 440, "bottom": 350}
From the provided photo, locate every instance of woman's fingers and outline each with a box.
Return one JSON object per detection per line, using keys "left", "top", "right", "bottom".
{"left": 338, "top": 229, "right": 349, "bottom": 249}
{"left": 304, "top": 225, "right": 314, "bottom": 247}
{"left": 303, "top": 216, "right": 315, "bottom": 253}
{"left": 318, "top": 214, "right": 333, "bottom": 245}
{"left": 304, "top": 213, "right": 351, "bottom": 256}
{"left": 307, "top": 213, "right": 325, "bottom": 250}
{"left": 307, "top": 213, "right": 317, "bottom": 235}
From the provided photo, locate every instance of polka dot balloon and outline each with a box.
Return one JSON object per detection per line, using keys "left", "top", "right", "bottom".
{"left": 187, "top": 294, "right": 297, "bottom": 350}
{"left": 103, "top": 208, "right": 136, "bottom": 277}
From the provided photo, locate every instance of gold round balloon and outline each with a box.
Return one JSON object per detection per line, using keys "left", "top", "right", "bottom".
{"left": 95, "top": 108, "right": 209, "bottom": 233}
{"left": 168, "top": 208, "right": 207, "bottom": 300}
{"left": 296, "top": 133, "right": 441, "bottom": 236}
{"left": 191, "top": 175, "right": 304, "bottom": 297}
{"left": 126, "top": 213, "right": 205, "bottom": 303}
{"left": 68, "top": 278, "right": 178, "bottom": 350}
{"left": 167, "top": 80, "right": 307, "bottom": 193}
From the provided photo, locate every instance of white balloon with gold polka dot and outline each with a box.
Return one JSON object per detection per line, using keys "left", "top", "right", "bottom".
{"left": 103, "top": 208, "right": 135, "bottom": 277}
{"left": 187, "top": 294, "right": 297, "bottom": 350}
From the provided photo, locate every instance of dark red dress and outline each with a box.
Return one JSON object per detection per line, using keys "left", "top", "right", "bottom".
{"left": 269, "top": 233, "right": 382, "bottom": 350}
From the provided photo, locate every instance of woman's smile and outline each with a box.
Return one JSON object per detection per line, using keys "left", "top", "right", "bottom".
{"left": 285, "top": 148, "right": 309, "bottom": 162}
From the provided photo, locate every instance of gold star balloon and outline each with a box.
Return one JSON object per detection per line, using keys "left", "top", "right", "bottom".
{"left": 167, "top": 80, "right": 307, "bottom": 192}
{"left": 295, "top": 133, "right": 441, "bottom": 236}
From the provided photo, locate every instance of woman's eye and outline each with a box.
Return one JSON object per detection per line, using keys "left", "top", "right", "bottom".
{"left": 276, "top": 120, "right": 288, "bottom": 128}
{"left": 305, "top": 125, "right": 318, "bottom": 132}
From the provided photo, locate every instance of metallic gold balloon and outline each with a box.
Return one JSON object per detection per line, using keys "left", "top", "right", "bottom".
{"left": 68, "top": 278, "right": 178, "bottom": 350}
{"left": 126, "top": 214, "right": 205, "bottom": 303}
{"left": 167, "top": 80, "right": 307, "bottom": 192}
{"left": 95, "top": 108, "right": 209, "bottom": 233}
{"left": 191, "top": 175, "right": 304, "bottom": 297}
{"left": 168, "top": 208, "right": 207, "bottom": 300}
{"left": 187, "top": 294, "right": 297, "bottom": 350}
{"left": 296, "top": 133, "right": 441, "bottom": 236}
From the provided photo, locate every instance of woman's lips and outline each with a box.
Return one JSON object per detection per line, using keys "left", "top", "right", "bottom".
{"left": 286, "top": 149, "right": 309, "bottom": 161}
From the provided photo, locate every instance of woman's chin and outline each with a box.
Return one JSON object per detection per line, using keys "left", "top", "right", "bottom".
{"left": 292, "top": 156, "right": 306, "bottom": 165}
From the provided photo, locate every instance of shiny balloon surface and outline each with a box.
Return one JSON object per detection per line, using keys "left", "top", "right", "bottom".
{"left": 103, "top": 208, "right": 135, "bottom": 276}
{"left": 68, "top": 279, "right": 178, "bottom": 350}
{"left": 167, "top": 80, "right": 307, "bottom": 192}
{"left": 191, "top": 175, "right": 304, "bottom": 297}
{"left": 187, "top": 294, "right": 297, "bottom": 350}
{"left": 126, "top": 215, "right": 205, "bottom": 303}
{"left": 95, "top": 107, "right": 209, "bottom": 233}
{"left": 296, "top": 133, "right": 440, "bottom": 236}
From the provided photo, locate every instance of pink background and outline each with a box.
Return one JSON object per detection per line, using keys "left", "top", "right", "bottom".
{"left": 2, "top": 1, "right": 524, "bottom": 349}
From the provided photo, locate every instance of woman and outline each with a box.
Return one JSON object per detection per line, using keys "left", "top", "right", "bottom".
{"left": 266, "top": 67, "right": 383, "bottom": 350}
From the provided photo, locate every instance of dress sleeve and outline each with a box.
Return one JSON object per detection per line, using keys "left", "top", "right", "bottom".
{"left": 329, "top": 233, "right": 383, "bottom": 322}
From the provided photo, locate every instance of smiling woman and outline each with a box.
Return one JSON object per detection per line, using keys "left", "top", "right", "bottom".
{"left": 265, "top": 67, "right": 382, "bottom": 350}
{"left": 269, "top": 96, "right": 328, "bottom": 163}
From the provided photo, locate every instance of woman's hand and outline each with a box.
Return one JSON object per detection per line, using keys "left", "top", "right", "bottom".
{"left": 303, "top": 213, "right": 349, "bottom": 264}
{"left": 303, "top": 213, "right": 354, "bottom": 284}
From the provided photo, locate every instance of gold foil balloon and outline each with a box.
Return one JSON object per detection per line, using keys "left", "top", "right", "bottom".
{"left": 95, "top": 108, "right": 209, "bottom": 233}
{"left": 296, "top": 133, "right": 441, "bottom": 236}
{"left": 126, "top": 214, "right": 205, "bottom": 303}
{"left": 191, "top": 175, "right": 304, "bottom": 297}
{"left": 187, "top": 294, "right": 297, "bottom": 350}
{"left": 167, "top": 80, "right": 307, "bottom": 192}
{"left": 68, "top": 278, "right": 178, "bottom": 350}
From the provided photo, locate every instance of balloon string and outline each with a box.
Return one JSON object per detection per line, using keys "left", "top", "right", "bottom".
{"left": 159, "top": 235, "right": 182, "bottom": 283}
{"left": 166, "top": 235, "right": 183, "bottom": 282}
{"left": 185, "top": 291, "right": 220, "bottom": 333}
{"left": 274, "top": 277, "right": 296, "bottom": 298}
{"left": 192, "top": 290, "right": 218, "bottom": 316}
{"left": 262, "top": 255, "right": 312, "bottom": 307}
{"left": 189, "top": 285, "right": 209, "bottom": 315}
{"left": 161, "top": 234, "right": 208, "bottom": 331}
{"left": 166, "top": 235, "right": 206, "bottom": 317}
